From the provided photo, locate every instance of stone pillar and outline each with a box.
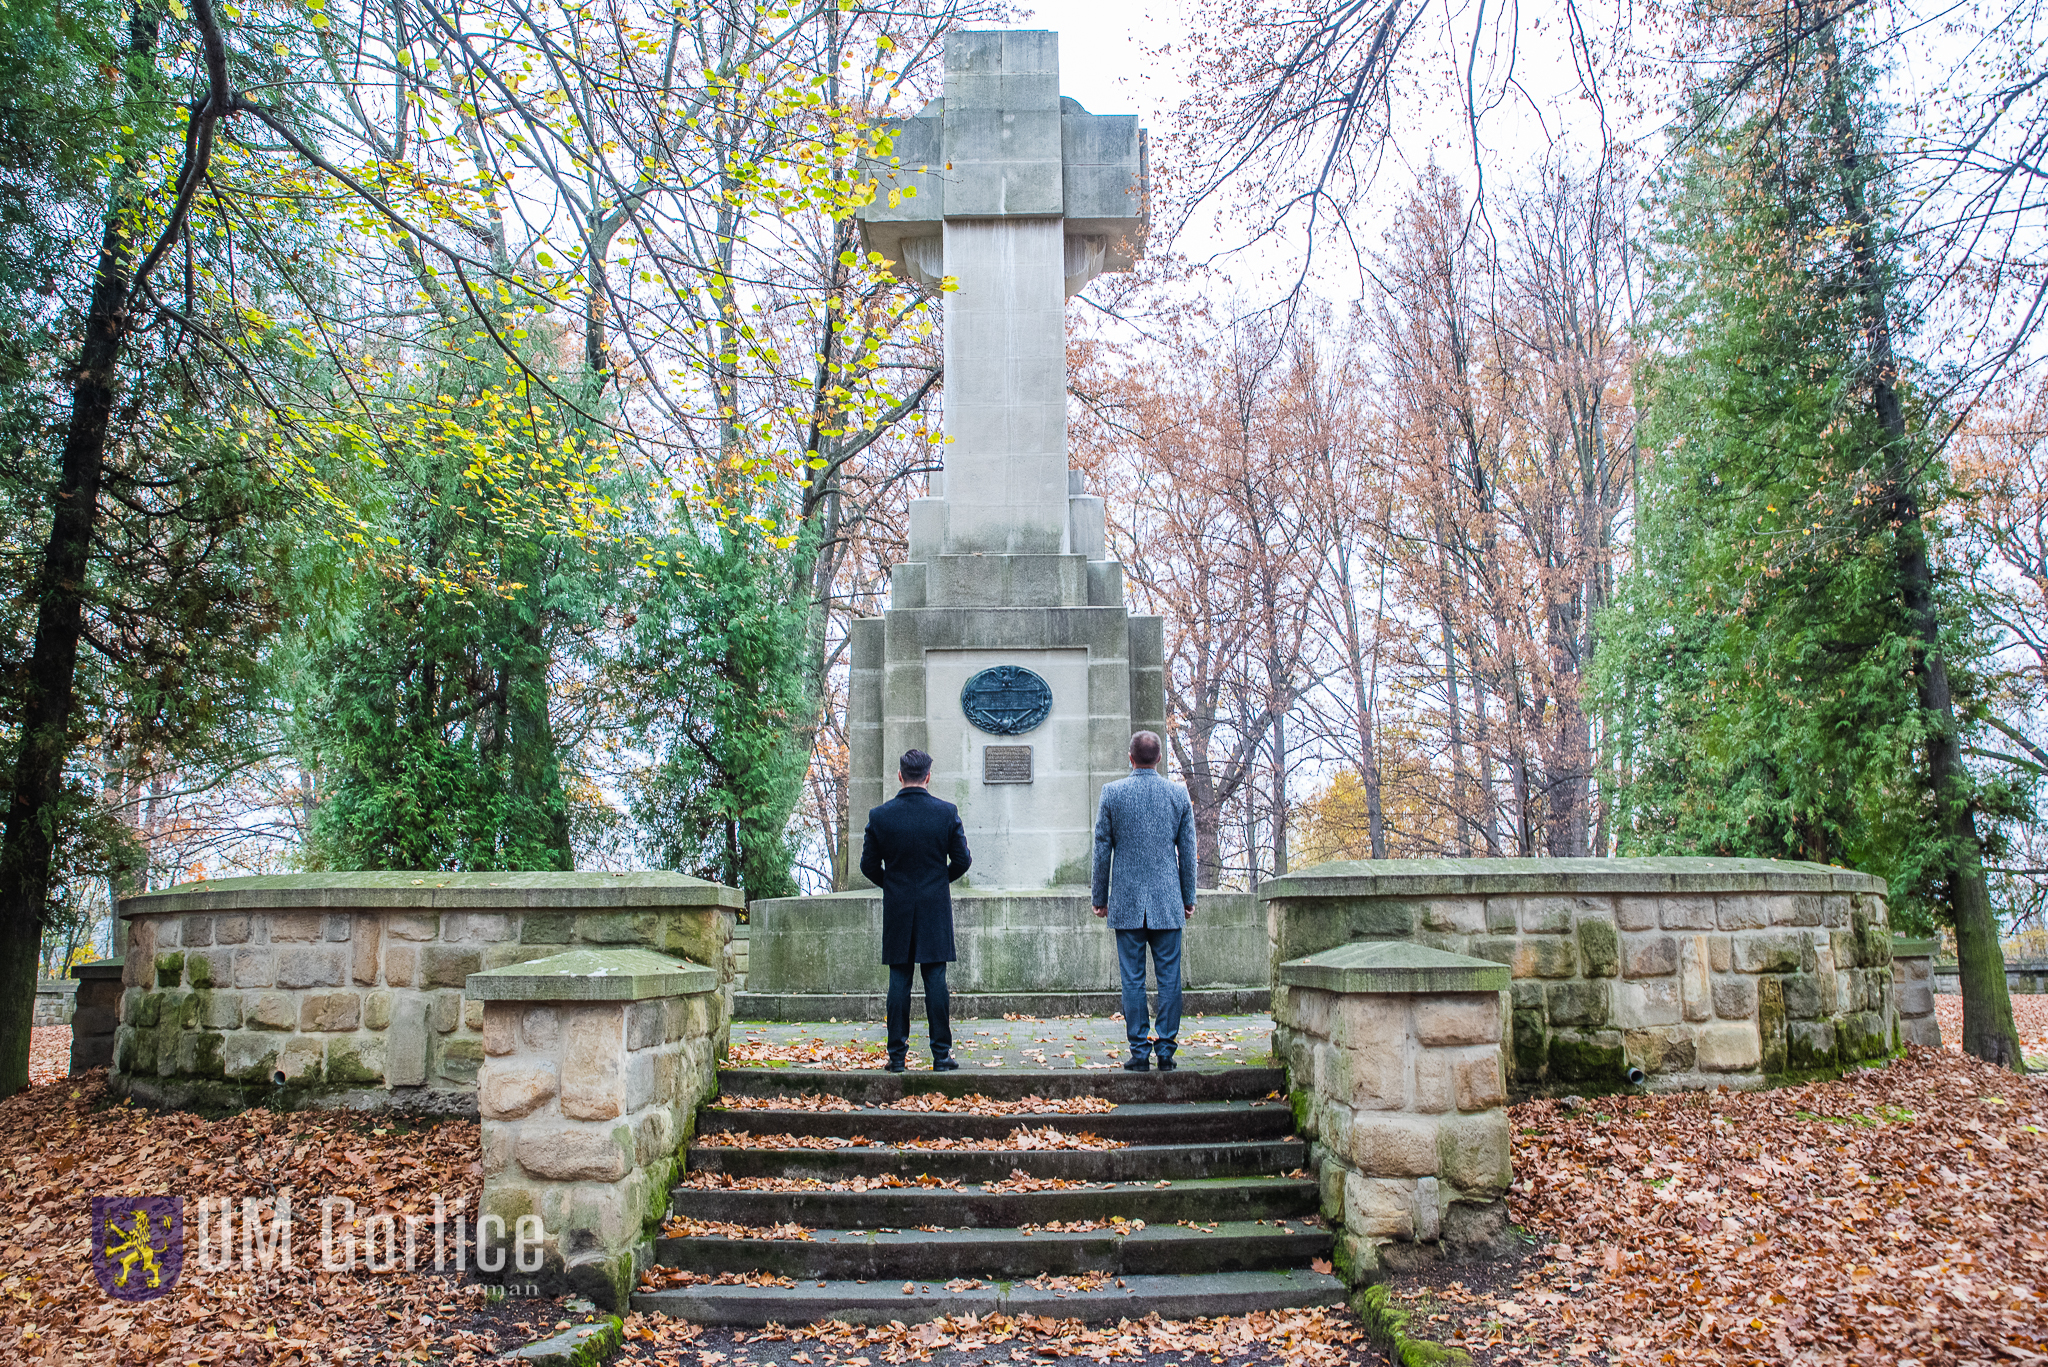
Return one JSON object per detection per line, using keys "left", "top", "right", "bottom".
{"left": 1891, "top": 937, "right": 1941, "bottom": 1048}
{"left": 1274, "top": 941, "right": 1512, "bottom": 1286}
{"left": 70, "top": 960, "right": 124, "bottom": 1073}
{"left": 468, "top": 948, "right": 724, "bottom": 1309}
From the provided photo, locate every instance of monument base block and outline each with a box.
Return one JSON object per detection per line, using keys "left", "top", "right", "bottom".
{"left": 741, "top": 888, "right": 1266, "bottom": 1020}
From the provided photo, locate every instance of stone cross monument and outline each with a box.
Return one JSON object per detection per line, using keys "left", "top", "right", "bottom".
{"left": 845, "top": 30, "right": 1162, "bottom": 889}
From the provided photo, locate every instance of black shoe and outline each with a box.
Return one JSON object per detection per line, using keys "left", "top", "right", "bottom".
{"left": 1155, "top": 1056, "right": 1178, "bottom": 1072}
{"left": 933, "top": 1056, "right": 960, "bottom": 1071}
{"left": 1123, "top": 1057, "right": 1151, "bottom": 1071}
{"left": 885, "top": 1058, "right": 907, "bottom": 1073}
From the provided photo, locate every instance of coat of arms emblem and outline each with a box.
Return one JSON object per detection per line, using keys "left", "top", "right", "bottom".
{"left": 91, "top": 1196, "right": 183, "bottom": 1301}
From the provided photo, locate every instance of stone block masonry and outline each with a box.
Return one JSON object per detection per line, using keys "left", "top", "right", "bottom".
{"left": 1273, "top": 941, "right": 1513, "bottom": 1286}
{"left": 1891, "top": 939, "right": 1941, "bottom": 1048}
{"left": 108, "top": 872, "right": 741, "bottom": 1114}
{"left": 470, "top": 949, "right": 724, "bottom": 1310}
{"left": 1261, "top": 857, "right": 1902, "bottom": 1098}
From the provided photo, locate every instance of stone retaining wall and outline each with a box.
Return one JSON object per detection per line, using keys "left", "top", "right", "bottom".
{"left": 1275, "top": 941, "right": 1513, "bottom": 1285}
{"left": 748, "top": 888, "right": 1262, "bottom": 997}
{"left": 1261, "top": 858, "right": 1899, "bottom": 1097}
{"left": 34, "top": 977, "right": 76, "bottom": 1025}
{"left": 1932, "top": 959, "right": 2048, "bottom": 996}
{"left": 111, "top": 872, "right": 741, "bottom": 1112}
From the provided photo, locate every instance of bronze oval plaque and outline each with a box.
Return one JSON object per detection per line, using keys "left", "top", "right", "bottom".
{"left": 960, "top": 665, "right": 1052, "bottom": 735}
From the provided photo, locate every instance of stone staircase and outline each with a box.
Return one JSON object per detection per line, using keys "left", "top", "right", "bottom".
{"left": 632, "top": 1064, "right": 1346, "bottom": 1325}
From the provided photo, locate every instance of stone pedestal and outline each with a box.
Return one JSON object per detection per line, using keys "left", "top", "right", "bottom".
{"left": 470, "top": 948, "right": 725, "bottom": 1309}
{"left": 1274, "top": 942, "right": 1513, "bottom": 1285}
{"left": 1891, "top": 938, "right": 1941, "bottom": 1047}
{"left": 70, "top": 960, "right": 123, "bottom": 1073}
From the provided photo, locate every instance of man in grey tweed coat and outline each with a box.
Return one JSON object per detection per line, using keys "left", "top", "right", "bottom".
{"left": 1091, "top": 730, "right": 1198, "bottom": 1071}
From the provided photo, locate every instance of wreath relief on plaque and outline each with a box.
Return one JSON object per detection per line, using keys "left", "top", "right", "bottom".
{"left": 959, "top": 665, "right": 1053, "bottom": 736}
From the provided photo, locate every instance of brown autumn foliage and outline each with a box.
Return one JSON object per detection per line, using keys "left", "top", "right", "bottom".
{"left": 1070, "top": 159, "right": 1635, "bottom": 883}
{"left": 0, "top": 1070, "right": 491, "bottom": 1365}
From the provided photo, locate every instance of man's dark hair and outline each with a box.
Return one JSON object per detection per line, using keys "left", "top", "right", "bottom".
{"left": 1129, "top": 731, "right": 1163, "bottom": 767}
{"left": 899, "top": 748, "right": 933, "bottom": 782}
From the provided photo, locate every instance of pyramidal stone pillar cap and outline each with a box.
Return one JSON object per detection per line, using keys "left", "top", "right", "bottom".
{"left": 1278, "top": 940, "right": 1510, "bottom": 995}
{"left": 465, "top": 947, "right": 715, "bottom": 1002}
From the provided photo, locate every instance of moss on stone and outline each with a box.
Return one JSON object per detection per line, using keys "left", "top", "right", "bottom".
{"left": 1576, "top": 919, "right": 1620, "bottom": 978}
{"left": 155, "top": 952, "right": 185, "bottom": 989}
{"left": 1509, "top": 1009, "right": 1547, "bottom": 1082}
{"left": 1546, "top": 1031, "right": 1624, "bottom": 1083}
{"left": 1758, "top": 977, "right": 1788, "bottom": 1075}
{"left": 186, "top": 954, "right": 214, "bottom": 989}
{"left": 1350, "top": 1285, "right": 1473, "bottom": 1367}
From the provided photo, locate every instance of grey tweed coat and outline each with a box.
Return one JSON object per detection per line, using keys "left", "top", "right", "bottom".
{"left": 1090, "top": 767, "right": 1198, "bottom": 930}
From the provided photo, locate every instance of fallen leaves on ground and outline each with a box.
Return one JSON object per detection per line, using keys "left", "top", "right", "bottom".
{"left": 1019, "top": 1217, "right": 1145, "bottom": 1235}
{"left": 0, "top": 1069, "right": 492, "bottom": 1365}
{"left": 981, "top": 1168, "right": 1108, "bottom": 1194}
{"left": 639, "top": 1268, "right": 796, "bottom": 1290}
{"left": 613, "top": 1305, "right": 1372, "bottom": 1364}
{"left": 697, "top": 1132, "right": 868, "bottom": 1151}
{"left": 882, "top": 1093, "right": 1119, "bottom": 1117}
{"left": 715, "top": 1092, "right": 860, "bottom": 1113}
{"left": 1486, "top": 1045, "right": 2048, "bottom": 1364}
{"left": 678, "top": 1172, "right": 963, "bottom": 1192}
{"left": 728, "top": 1037, "right": 888, "bottom": 1070}
{"left": 1935, "top": 992, "right": 2048, "bottom": 1062}
{"left": 712, "top": 1091, "right": 1120, "bottom": 1117}
{"left": 661, "top": 1216, "right": 815, "bottom": 1241}
{"left": 29, "top": 1026, "right": 67, "bottom": 1085}
{"left": 697, "top": 1127, "right": 1126, "bottom": 1153}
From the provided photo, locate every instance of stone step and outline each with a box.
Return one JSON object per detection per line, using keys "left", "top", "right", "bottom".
{"left": 632, "top": 1269, "right": 1345, "bottom": 1327}
{"left": 653, "top": 1219, "right": 1330, "bottom": 1281}
{"left": 669, "top": 1174, "right": 1319, "bottom": 1229}
{"left": 715, "top": 1066, "right": 1287, "bottom": 1105}
{"left": 734, "top": 988, "right": 1271, "bottom": 1022}
{"left": 685, "top": 1138, "right": 1308, "bottom": 1184}
{"left": 697, "top": 1099, "right": 1296, "bottom": 1145}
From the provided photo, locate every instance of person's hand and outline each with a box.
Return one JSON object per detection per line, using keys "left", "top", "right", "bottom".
{"left": 1184, "top": 904, "right": 1196, "bottom": 920}
{"left": 1092, "top": 905, "right": 1108, "bottom": 918}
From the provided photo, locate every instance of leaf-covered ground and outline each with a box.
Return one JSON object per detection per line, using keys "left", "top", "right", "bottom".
{"left": 29, "top": 1025, "right": 67, "bottom": 1085}
{"left": 1408, "top": 1042, "right": 2048, "bottom": 1365}
{"left": 0, "top": 1070, "right": 496, "bottom": 1364}
{"left": 1936, "top": 991, "right": 2048, "bottom": 1065}
{"left": 727, "top": 1017, "right": 1269, "bottom": 1072}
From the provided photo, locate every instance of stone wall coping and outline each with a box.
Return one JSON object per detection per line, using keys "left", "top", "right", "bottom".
{"left": 1891, "top": 937, "right": 1941, "bottom": 957}
{"left": 464, "top": 947, "right": 716, "bottom": 1002}
{"left": 1256, "top": 855, "right": 1885, "bottom": 901}
{"left": 1278, "top": 940, "right": 1511, "bottom": 995}
{"left": 751, "top": 887, "right": 1260, "bottom": 912}
{"left": 71, "top": 960, "right": 124, "bottom": 980}
{"left": 117, "top": 870, "right": 745, "bottom": 917}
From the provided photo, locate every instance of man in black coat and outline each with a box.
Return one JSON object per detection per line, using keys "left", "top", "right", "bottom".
{"left": 859, "top": 747, "right": 973, "bottom": 1072}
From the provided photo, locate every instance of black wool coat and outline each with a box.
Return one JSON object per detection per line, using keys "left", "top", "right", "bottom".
{"left": 859, "top": 786, "right": 973, "bottom": 965}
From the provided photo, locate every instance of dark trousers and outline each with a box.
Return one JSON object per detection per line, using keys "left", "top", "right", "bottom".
{"left": 1117, "top": 928, "right": 1183, "bottom": 1061}
{"left": 886, "top": 961, "right": 953, "bottom": 1062}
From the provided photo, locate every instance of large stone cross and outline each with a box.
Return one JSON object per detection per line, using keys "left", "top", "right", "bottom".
{"left": 857, "top": 31, "right": 1147, "bottom": 556}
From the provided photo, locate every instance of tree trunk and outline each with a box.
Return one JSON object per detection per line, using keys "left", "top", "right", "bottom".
{"left": 1818, "top": 23, "right": 2021, "bottom": 1068}
{"left": 0, "top": 5, "right": 159, "bottom": 1094}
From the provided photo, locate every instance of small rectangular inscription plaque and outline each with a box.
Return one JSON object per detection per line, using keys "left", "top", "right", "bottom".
{"left": 983, "top": 745, "right": 1033, "bottom": 784}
